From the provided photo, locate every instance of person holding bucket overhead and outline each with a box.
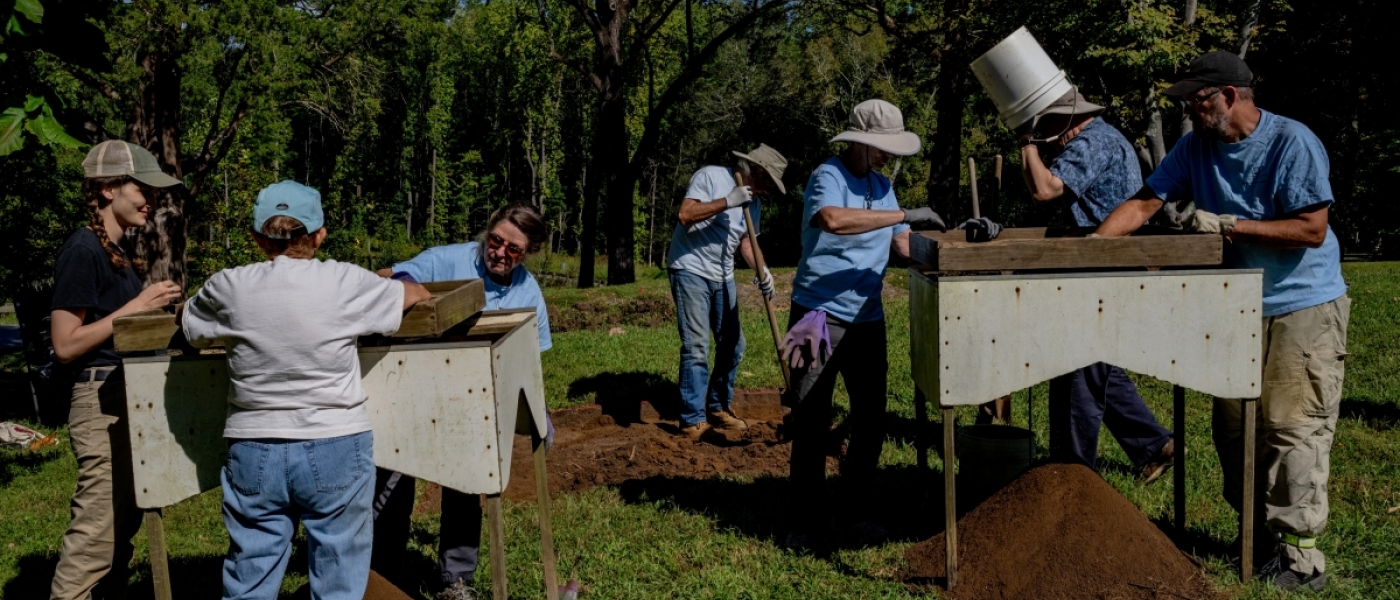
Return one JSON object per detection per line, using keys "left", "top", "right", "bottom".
{"left": 969, "top": 27, "right": 1176, "bottom": 484}
{"left": 782, "top": 99, "right": 945, "bottom": 549}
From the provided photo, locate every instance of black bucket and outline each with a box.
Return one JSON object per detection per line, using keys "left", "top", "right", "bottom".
{"left": 956, "top": 424, "right": 1034, "bottom": 505}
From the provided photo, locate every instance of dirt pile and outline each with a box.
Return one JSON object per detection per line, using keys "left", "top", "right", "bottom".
{"left": 414, "top": 390, "right": 810, "bottom": 509}
{"left": 363, "top": 570, "right": 414, "bottom": 600}
{"left": 905, "top": 464, "right": 1218, "bottom": 600}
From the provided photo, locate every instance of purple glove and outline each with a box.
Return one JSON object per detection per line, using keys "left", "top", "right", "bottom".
{"left": 781, "top": 309, "right": 831, "bottom": 369}
{"left": 390, "top": 271, "right": 418, "bottom": 283}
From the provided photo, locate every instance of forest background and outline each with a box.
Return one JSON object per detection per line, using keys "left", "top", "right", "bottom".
{"left": 0, "top": 0, "right": 1394, "bottom": 298}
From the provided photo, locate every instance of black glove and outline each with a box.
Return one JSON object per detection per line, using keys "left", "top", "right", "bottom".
{"left": 956, "top": 217, "right": 1003, "bottom": 242}
{"left": 901, "top": 207, "right": 947, "bottom": 232}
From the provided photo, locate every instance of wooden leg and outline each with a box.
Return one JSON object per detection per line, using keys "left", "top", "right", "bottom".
{"left": 942, "top": 407, "right": 957, "bottom": 590}
{"left": 487, "top": 494, "right": 508, "bottom": 600}
{"left": 1241, "top": 398, "right": 1258, "bottom": 582}
{"left": 146, "top": 509, "right": 172, "bottom": 600}
{"left": 534, "top": 442, "right": 560, "bottom": 600}
{"left": 1173, "top": 385, "right": 1186, "bottom": 534}
{"left": 914, "top": 388, "right": 928, "bottom": 470}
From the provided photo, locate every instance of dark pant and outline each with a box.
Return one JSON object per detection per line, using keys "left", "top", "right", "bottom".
{"left": 371, "top": 469, "right": 483, "bottom": 587}
{"left": 785, "top": 304, "right": 888, "bottom": 530}
{"left": 1048, "top": 362, "right": 1171, "bottom": 469}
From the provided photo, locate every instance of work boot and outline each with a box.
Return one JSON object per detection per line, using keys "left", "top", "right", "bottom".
{"left": 680, "top": 421, "right": 712, "bottom": 440}
{"left": 436, "top": 579, "right": 487, "bottom": 600}
{"left": 707, "top": 408, "right": 748, "bottom": 431}
{"left": 1139, "top": 438, "right": 1176, "bottom": 485}
{"left": 1257, "top": 555, "right": 1328, "bottom": 592}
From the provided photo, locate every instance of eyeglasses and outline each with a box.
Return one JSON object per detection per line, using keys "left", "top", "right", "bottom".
{"left": 1179, "top": 88, "right": 1222, "bottom": 110}
{"left": 486, "top": 233, "right": 526, "bottom": 260}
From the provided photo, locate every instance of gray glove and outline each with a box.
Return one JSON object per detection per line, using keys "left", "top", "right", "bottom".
{"left": 725, "top": 185, "right": 753, "bottom": 208}
{"left": 753, "top": 267, "right": 775, "bottom": 300}
{"left": 901, "top": 207, "right": 947, "bottom": 232}
{"left": 957, "top": 217, "right": 1002, "bottom": 242}
{"left": 1186, "top": 209, "right": 1237, "bottom": 234}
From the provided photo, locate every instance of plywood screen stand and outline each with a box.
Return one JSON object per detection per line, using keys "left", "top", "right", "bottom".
{"left": 122, "top": 309, "right": 557, "bottom": 599}
{"left": 909, "top": 268, "right": 1264, "bottom": 589}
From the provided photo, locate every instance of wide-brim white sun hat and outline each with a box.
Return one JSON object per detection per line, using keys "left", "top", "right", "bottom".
{"left": 829, "top": 99, "right": 922, "bottom": 156}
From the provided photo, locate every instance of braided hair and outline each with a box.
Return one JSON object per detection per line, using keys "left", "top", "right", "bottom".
{"left": 80, "top": 175, "right": 135, "bottom": 271}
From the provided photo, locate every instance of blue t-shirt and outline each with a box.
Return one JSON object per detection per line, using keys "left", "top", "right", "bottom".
{"left": 392, "top": 242, "right": 553, "bottom": 351}
{"left": 1146, "top": 109, "right": 1346, "bottom": 317}
{"left": 1048, "top": 117, "right": 1143, "bottom": 227}
{"left": 791, "top": 157, "right": 909, "bottom": 324}
{"left": 666, "top": 165, "right": 760, "bottom": 282}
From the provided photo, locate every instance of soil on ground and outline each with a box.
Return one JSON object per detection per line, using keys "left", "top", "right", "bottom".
{"left": 544, "top": 271, "right": 910, "bottom": 332}
{"left": 415, "top": 389, "right": 815, "bottom": 511}
{"left": 904, "top": 463, "right": 1220, "bottom": 600}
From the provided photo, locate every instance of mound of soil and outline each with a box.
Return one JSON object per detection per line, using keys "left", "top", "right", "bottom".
{"left": 904, "top": 464, "right": 1218, "bottom": 600}
{"left": 547, "top": 291, "right": 676, "bottom": 332}
{"left": 415, "top": 390, "right": 814, "bottom": 510}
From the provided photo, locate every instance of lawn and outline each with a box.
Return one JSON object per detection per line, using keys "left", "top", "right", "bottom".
{"left": 2, "top": 263, "right": 1398, "bottom": 598}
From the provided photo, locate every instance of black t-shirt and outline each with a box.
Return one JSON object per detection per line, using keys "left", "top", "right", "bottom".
{"left": 51, "top": 228, "right": 143, "bottom": 371}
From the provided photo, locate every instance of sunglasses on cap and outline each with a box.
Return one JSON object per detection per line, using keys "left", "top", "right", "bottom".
{"left": 486, "top": 233, "right": 526, "bottom": 260}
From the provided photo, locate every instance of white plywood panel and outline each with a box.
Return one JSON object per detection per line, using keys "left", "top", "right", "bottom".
{"left": 909, "top": 270, "right": 940, "bottom": 403}
{"left": 362, "top": 342, "right": 509, "bottom": 495}
{"left": 125, "top": 326, "right": 545, "bottom": 508}
{"left": 123, "top": 354, "right": 231, "bottom": 509}
{"left": 923, "top": 270, "right": 1262, "bottom": 406}
{"left": 489, "top": 313, "right": 548, "bottom": 490}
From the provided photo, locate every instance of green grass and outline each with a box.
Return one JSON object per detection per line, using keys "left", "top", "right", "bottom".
{"left": 3, "top": 264, "right": 1399, "bottom": 598}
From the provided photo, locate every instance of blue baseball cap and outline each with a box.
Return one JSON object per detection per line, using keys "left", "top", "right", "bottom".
{"left": 252, "top": 180, "right": 324, "bottom": 238}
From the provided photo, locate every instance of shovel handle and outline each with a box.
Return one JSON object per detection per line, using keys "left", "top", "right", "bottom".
{"left": 734, "top": 172, "right": 792, "bottom": 390}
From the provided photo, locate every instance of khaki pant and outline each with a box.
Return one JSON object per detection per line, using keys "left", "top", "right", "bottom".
{"left": 1213, "top": 296, "right": 1349, "bottom": 575}
{"left": 50, "top": 370, "right": 143, "bottom": 600}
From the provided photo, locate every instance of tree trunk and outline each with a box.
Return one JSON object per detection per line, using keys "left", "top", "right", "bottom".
{"left": 1180, "top": 0, "right": 1198, "bottom": 137}
{"left": 925, "top": 0, "right": 973, "bottom": 220}
{"left": 1237, "top": 0, "right": 1262, "bottom": 58}
{"left": 129, "top": 50, "right": 188, "bottom": 293}
{"left": 925, "top": 59, "right": 969, "bottom": 220}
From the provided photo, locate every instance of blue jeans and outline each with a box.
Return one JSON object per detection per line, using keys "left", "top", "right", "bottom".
{"left": 1048, "top": 363, "right": 1172, "bottom": 469}
{"left": 221, "top": 431, "right": 375, "bottom": 600}
{"left": 669, "top": 269, "right": 746, "bottom": 426}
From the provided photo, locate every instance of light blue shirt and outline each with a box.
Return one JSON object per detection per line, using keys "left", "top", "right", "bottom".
{"left": 1147, "top": 109, "right": 1346, "bottom": 317}
{"left": 392, "top": 242, "right": 553, "bottom": 351}
{"left": 666, "top": 165, "right": 759, "bottom": 282}
{"left": 791, "top": 157, "right": 909, "bottom": 324}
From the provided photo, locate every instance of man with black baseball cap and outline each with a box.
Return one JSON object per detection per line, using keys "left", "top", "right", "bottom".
{"left": 1096, "top": 50, "right": 1348, "bottom": 592}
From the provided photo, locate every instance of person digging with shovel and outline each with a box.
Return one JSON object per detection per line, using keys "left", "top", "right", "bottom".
{"left": 665, "top": 144, "right": 788, "bottom": 441}
{"left": 782, "top": 99, "right": 946, "bottom": 550}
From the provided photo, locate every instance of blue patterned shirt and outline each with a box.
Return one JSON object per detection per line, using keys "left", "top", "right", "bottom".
{"left": 1048, "top": 117, "right": 1143, "bottom": 227}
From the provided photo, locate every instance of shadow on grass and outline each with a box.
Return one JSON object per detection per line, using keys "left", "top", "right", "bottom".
{"left": 616, "top": 465, "right": 953, "bottom": 557}
{"left": 1149, "top": 518, "right": 1238, "bottom": 566}
{"left": 0, "top": 446, "right": 65, "bottom": 488}
{"left": 2, "top": 553, "right": 224, "bottom": 600}
{"left": 567, "top": 371, "right": 681, "bottom": 424}
{"left": 1341, "top": 397, "right": 1400, "bottom": 431}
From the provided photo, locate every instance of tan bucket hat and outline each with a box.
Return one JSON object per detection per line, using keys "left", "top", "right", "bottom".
{"left": 82, "top": 140, "right": 182, "bottom": 188}
{"left": 829, "top": 99, "right": 922, "bottom": 156}
{"left": 731, "top": 143, "right": 788, "bottom": 195}
{"left": 1031, "top": 88, "right": 1105, "bottom": 130}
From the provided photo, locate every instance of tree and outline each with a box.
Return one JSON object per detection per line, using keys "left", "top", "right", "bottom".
{"left": 539, "top": 0, "right": 789, "bottom": 286}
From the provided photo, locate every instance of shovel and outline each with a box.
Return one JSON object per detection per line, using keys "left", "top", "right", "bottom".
{"left": 734, "top": 171, "right": 792, "bottom": 392}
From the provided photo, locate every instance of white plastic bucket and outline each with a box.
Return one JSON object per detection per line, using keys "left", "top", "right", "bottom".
{"left": 970, "top": 27, "right": 1073, "bottom": 129}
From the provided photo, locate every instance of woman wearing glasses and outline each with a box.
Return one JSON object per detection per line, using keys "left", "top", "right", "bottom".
{"left": 372, "top": 204, "right": 550, "bottom": 600}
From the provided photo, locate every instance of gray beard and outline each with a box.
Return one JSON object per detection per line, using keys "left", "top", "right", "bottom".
{"left": 1194, "top": 110, "right": 1231, "bottom": 140}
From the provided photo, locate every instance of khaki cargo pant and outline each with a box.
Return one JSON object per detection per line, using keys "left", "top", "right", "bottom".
{"left": 50, "top": 369, "right": 143, "bottom": 600}
{"left": 1213, "top": 296, "right": 1349, "bottom": 576}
